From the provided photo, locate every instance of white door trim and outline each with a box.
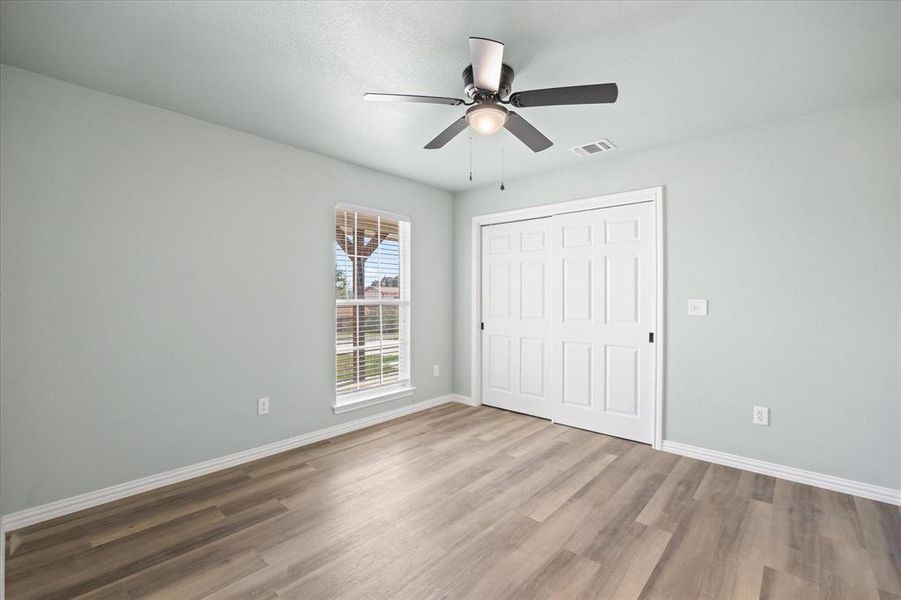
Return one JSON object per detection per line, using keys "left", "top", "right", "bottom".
{"left": 470, "top": 186, "right": 665, "bottom": 449}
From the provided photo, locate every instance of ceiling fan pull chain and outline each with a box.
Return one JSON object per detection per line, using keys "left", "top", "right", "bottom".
{"left": 468, "top": 130, "right": 473, "bottom": 182}
{"left": 500, "top": 140, "right": 505, "bottom": 191}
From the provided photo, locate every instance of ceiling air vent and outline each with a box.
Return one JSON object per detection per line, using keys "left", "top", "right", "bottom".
{"left": 571, "top": 138, "right": 616, "bottom": 157}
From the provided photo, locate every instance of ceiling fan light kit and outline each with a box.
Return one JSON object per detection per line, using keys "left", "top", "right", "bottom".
{"left": 364, "top": 36, "right": 618, "bottom": 153}
{"left": 467, "top": 103, "right": 508, "bottom": 135}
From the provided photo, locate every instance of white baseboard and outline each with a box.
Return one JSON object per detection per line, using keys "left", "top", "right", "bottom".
{"left": 661, "top": 440, "right": 901, "bottom": 506}
{"left": 451, "top": 394, "right": 479, "bottom": 407}
{"left": 0, "top": 394, "right": 460, "bottom": 533}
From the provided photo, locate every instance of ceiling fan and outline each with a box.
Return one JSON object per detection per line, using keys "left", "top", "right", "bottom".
{"left": 364, "top": 37, "right": 618, "bottom": 153}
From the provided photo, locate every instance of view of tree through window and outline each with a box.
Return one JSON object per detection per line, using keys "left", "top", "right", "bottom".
{"left": 334, "top": 208, "right": 410, "bottom": 395}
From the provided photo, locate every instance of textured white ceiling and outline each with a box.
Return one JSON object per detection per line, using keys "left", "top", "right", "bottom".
{"left": 1, "top": 1, "right": 899, "bottom": 192}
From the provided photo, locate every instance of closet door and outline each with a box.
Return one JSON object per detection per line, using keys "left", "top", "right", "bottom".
{"left": 550, "top": 202, "right": 656, "bottom": 443}
{"left": 481, "top": 218, "right": 552, "bottom": 418}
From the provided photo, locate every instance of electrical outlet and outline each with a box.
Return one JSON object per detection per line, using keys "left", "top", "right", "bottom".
{"left": 433, "top": 364, "right": 440, "bottom": 377}
{"left": 753, "top": 406, "right": 769, "bottom": 426}
{"left": 257, "top": 397, "right": 270, "bottom": 416}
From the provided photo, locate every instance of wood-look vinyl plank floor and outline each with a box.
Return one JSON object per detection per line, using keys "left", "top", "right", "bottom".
{"left": 5, "top": 404, "right": 899, "bottom": 599}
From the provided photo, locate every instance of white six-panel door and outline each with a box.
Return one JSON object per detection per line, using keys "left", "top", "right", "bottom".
{"left": 549, "top": 201, "right": 657, "bottom": 443}
{"left": 481, "top": 219, "right": 552, "bottom": 418}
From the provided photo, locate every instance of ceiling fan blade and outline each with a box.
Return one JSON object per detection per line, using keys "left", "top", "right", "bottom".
{"left": 469, "top": 37, "right": 504, "bottom": 93}
{"left": 364, "top": 93, "right": 465, "bottom": 106}
{"left": 509, "top": 83, "right": 618, "bottom": 108}
{"left": 424, "top": 116, "right": 469, "bottom": 149}
{"left": 504, "top": 112, "right": 553, "bottom": 152}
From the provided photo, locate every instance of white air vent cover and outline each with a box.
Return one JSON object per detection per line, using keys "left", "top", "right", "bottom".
{"left": 571, "top": 138, "right": 616, "bottom": 157}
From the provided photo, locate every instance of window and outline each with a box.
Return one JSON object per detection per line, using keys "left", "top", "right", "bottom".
{"left": 334, "top": 206, "right": 411, "bottom": 410}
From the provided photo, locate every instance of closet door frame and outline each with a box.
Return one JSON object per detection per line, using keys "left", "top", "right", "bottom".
{"left": 470, "top": 186, "right": 665, "bottom": 449}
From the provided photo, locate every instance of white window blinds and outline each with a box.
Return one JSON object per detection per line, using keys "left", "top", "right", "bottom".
{"left": 334, "top": 207, "right": 411, "bottom": 396}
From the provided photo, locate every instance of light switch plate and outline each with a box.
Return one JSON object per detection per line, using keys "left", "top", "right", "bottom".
{"left": 688, "top": 299, "right": 709, "bottom": 316}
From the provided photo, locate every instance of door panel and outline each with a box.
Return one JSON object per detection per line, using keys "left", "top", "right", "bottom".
{"left": 487, "top": 264, "right": 511, "bottom": 317}
{"left": 550, "top": 201, "right": 656, "bottom": 443}
{"left": 520, "top": 263, "right": 545, "bottom": 319}
{"left": 563, "top": 224, "right": 593, "bottom": 247}
{"left": 489, "top": 233, "right": 512, "bottom": 254}
{"left": 605, "top": 218, "right": 640, "bottom": 244}
{"left": 562, "top": 342, "right": 593, "bottom": 407}
{"left": 520, "top": 338, "right": 545, "bottom": 398}
{"left": 487, "top": 334, "right": 512, "bottom": 391}
{"left": 605, "top": 345, "right": 639, "bottom": 415}
{"left": 481, "top": 219, "right": 551, "bottom": 418}
{"left": 605, "top": 255, "right": 639, "bottom": 323}
{"left": 563, "top": 259, "right": 592, "bottom": 322}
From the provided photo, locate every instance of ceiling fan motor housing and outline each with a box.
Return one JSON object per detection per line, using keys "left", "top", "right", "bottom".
{"left": 463, "top": 64, "right": 515, "bottom": 100}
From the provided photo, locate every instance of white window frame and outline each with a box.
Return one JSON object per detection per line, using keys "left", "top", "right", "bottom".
{"left": 333, "top": 204, "right": 413, "bottom": 414}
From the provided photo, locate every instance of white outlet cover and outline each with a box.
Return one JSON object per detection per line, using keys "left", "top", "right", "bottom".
{"left": 688, "top": 299, "right": 709, "bottom": 316}
{"left": 753, "top": 406, "right": 769, "bottom": 426}
{"left": 257, "top": 397, "right": 270, "bottom": 416}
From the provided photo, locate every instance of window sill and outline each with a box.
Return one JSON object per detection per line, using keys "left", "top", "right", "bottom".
{"left": 333, "top": 385, "right": 416, "bottom": 415}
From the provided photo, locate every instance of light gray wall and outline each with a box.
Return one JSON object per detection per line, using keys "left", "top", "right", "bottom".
{"left": 454, "top": 99, "right": 901, "bottom": 490}
{"left": 0, "top": 65, "right": 455, "bottom": 514}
